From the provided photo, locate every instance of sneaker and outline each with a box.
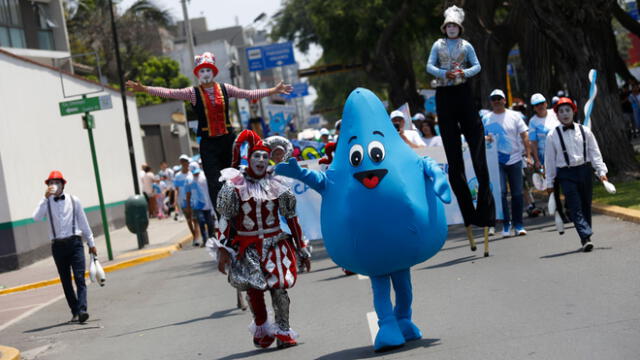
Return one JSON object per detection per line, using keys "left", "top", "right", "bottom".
{"left": 515, "top": 227, "right": 527, "bottom": 236}
{"left": 69, "top": 314, "right": 79, "bottom": 323}
{"left": 502, "top": 223, "right": 511, "bottom": 237}
{"left": 275, "top": 333, "right": 298, "bottom": 349}
{"left": 488, "top": 227, "right": 495, "bottom": 236}
{"left": 582, "top": 241, "right": 594, "bottom": 252}
{"left": 78, "top": 312, "right": 89, "bottom": 323}
{"left": 253, "top": 335, "right": 275, "bottom": 349}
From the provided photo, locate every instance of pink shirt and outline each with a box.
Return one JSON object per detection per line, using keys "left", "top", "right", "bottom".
{"left": 146, "top": 84, "right": 271, "bottom": 105}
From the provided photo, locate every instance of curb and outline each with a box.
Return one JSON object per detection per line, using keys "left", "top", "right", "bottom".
{"left": 592, "top": 202, "right": 640, "bottom": 224}
{"left": 0, "top": 345, "right": 20, "bottom": 360}
{"left": 0, "top": 234, "right": 193, "bottom": 296}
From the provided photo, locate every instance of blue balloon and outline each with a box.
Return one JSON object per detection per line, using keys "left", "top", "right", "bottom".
{"left": 276, "top": 88, "right": 451, "bottom": 351}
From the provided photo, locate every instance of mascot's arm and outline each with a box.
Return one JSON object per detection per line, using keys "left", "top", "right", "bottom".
{"left": 421, "top": 157, "right": 452, "bottom": 204}
{"left": 215, "top": 183, "right": 240, "bottom": 254}
{"left": 275, "top": 158, "right": 327, "bottom": 194}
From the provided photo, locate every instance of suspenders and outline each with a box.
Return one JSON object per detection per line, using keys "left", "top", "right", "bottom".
{"left": 46, "top": 195, "right": 76, "bottom": 240}
{"left": 556, "top": 124, "right": 587, "bottom": 167}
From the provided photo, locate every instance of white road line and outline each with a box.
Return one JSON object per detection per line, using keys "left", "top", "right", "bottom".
{"left": 0, "top": 303, "right": 48, "bottom": 313}
{"left": 357, "top": 274, "right": 368, "bottom": 280}
{"left": 0, "top": 294, "right": 64, "bottom": 332}
{"left": 366, "top": 311, "right": 379, "bottom": 345}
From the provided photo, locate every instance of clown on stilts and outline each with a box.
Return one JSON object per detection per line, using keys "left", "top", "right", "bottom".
{"left": 427, "top": 6, "right": 495, "bottom": 256}
{"left": 210, "top": 130, "right": 311, "bottom": 349}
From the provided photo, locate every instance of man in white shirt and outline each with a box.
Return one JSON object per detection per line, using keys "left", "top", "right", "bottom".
{"left": 174, "top": 155, "right": 199, "bottom": 243}
{"left": 484, "top": 89, "right": 532, "bottom": 237}
{"left": 33, "top": 171, "right": 97, "bottom": 323}
{"left": 544, "top": 97, "right": 608, "bottom": 252}
{"left": 390, "top": 110, "right": 426, "bottom": 148}
{"left": 188, "top": 162, "right": 215, "bottom": 247}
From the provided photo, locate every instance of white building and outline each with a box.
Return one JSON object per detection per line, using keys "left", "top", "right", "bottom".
{"left": 0, "top": 48, "right": 146, "bottom": 271}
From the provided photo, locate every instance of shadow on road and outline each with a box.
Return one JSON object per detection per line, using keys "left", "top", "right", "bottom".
{"left": 108, "top": 308, "right": 242, "bottom": 338}
{"left": 314, "top": 338, "right": 441, "bottom": 359}
{"left": 539, "top": 249, "right": 582, "bottom": 258}
{"left": 419, "top": 255, "right": 479, "bottom": 270}
{"left": 24, "top": 319, "right": 101, "bottom": 333}
{"left": 216, "top": 345, "right": 284, "bottom": 360}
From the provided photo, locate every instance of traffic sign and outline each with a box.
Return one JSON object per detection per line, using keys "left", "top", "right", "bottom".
{"left": 246, "top": 42, "right": 296, "bottom": 72}
{"left": 283, "top": 82, "right": 309, "bottom": 99}
{"left": 59, "top": 95, "right": 112, "bottom": 116}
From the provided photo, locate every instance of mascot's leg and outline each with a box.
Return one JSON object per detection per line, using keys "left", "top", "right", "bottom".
{"left": 270, "top": 288, "right": 298, "bottom": 349}
{"left": 247, "top": 288, "right": 275, "bottom": 348}
{"left": 391, "top": 269, "right": 422, "bottom": 341}
{"left": 370, "top": 275, "right": 405, "bottom": 351}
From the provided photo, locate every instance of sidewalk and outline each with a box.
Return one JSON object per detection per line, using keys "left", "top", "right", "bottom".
{"left": 0, "top": 217, "right": 193, "bottom": 295}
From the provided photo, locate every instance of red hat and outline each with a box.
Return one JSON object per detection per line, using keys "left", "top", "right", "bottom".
{"left": 193, "top": 52, "right": 219, "bottom": 77}
{"left": 553, "top": 97, "right": 577, "bottom": 113}
{"left": 45, "top": 170, "right": 67, "bottom": 185}
{"left": 231, "top": 130, "right": 271, "bottom": 169}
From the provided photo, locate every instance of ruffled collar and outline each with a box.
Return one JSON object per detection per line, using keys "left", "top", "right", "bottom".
{"left": 219, "top": 167, "right": 292, "bottom": 202}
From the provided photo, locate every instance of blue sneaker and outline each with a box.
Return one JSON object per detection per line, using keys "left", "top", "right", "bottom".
{"left": 502, "top": 223, "right": 511, "bottom": 237}
{"left": 515, "top": 226, "right": 527, "bottom": 236}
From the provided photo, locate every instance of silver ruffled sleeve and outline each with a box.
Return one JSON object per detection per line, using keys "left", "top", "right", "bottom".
{"left": 217, "top": 182, "right": 240, "bottom": 219}
{"left": 278, "top": 190, "right": 297, "bottom": 219}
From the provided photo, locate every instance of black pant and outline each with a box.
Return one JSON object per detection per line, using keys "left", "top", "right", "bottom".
{"left": 557, "top": 164, "right": 593, "bottom": 243}
{"left": 51, "top": 236, "right": 87, "bottom": 316}
{"left": 200, "top": 133, "right": 236, "bottom": 214}
{"left": 436, "top": 83, "right": 495, "bottom": 227}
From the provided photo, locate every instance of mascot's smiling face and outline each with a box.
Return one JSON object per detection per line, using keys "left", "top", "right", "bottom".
{"left": 348, "top": 132, "right": 388, "bottom": 189}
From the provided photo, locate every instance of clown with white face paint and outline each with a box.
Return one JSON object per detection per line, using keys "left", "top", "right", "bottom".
{"left": 210, "top": 130, "right": 310, "bottom": 351}
{"left": 544, "top": 97, "right": 609, "bottom": 252}
{"left": 427, "top": 5, "right": 495, "bottom": 255}
{"left": 126, "top": 52, "right": 293, "bottom": 225}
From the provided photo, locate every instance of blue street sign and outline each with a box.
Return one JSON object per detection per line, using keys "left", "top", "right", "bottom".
{"left": 283, "top": 82, "right": 309, "bottom": 99}
{"left": 246, "top": 42, "right": 296, "bottom": 72}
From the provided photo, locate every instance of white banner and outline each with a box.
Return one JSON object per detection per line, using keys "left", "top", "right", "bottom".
{"left": 287, "top": 144, "right": 503, "bottom": 239}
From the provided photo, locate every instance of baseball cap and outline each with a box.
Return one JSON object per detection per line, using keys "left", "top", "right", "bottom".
{"left": 320, "top": 128, "right": 330, "bottom": 136}
{"left": 179, "top": 154, "right": 190, "bottom": 162}
{"left": 489, "top": 89, "right": 505, "bottom": 99}
{"left": 412, "top": 113, "right": 426, "bottom": 121}
{"left": 189, "top": 161, "right": 201, "bottom": 174}
{"left": 390, "top": 110, "right": 405, "bottom": 120}
{"left": 530, "top": 93, "right": 546, "bottom": 106}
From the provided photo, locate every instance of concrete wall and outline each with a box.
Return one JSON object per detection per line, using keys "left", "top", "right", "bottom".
{"left": 138, "top": 101, "right": 192, "bottom": 170}
{"left": 0, "top": 49, "right": 146, "bottom": 271}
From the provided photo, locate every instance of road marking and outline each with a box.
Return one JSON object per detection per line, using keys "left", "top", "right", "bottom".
{"left": 0, "top": 303, "right": 47, "bottom": 313}
{"left": 0, "top": 294, "right": 64, "bottom": 332}
{"left": 366, "top": 311, "right": 379, "bottom": 345}
{"left": 357, "top": 274, "right": 368, "bottom": 280}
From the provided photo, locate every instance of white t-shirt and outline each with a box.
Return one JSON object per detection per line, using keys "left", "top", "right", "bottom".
{"left": 162, "top": 168, "right": 175, "bottom": 189}
{"left": 403, "top": 129, "right": 426, "bottom": 147}
{"left": 422, "top": 135, "right": 443, "bottom": 147}
{"left": 484, "top": 109, "right": 528, "bottom": 165}
{"left": 141, "top": 171, "right": 154, "bottom": 195}
{"left": 528, "top": 111, "right": 560, "bottom": 161}
{"left": 174, "top": 171, "right": 193, "bottom": 208}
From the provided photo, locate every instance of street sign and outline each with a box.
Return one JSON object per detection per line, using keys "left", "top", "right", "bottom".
{"left": 283, "top": 82, "right": 309, "bottom": 99}
{"left": 59, "top": 95, "right": 113, "bottom": 116}
{"left": 246, "top": 42, "right": 296, "bottom": 72}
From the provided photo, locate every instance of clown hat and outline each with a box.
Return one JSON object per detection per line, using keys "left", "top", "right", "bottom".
{"left": 441, "top": 5, "right": 465, "bottom": 34}
{"left": 193, "top": 52, "right": 219, "bottom": 77}
{"left": 45, "top": 170, "right": 67, "bottom": 185}
{"left": 231, "top": 130, "right": 271, "bottom": 168}
{"left": 553, "top": 97, "right": 577, "bottom": 113}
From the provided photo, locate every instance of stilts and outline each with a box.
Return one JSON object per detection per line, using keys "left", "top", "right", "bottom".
{"left": 466, "top": 226, "right": 476, "bottom": 251}
{"left": 483, "top": 227, "right": 489, "bottom": 257}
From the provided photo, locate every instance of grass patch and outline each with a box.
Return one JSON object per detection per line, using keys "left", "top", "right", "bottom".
{"left": 592, "top": 179, "right": 640, "bottom": 210}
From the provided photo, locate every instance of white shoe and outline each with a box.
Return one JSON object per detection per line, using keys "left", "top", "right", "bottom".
{"left": 582, "top": 241, "right": 594, "bottom": 252}
{"left": 501, "top": 224, "right": 511, "bottom": 237}
{"left": 515, "top": 227, "right": 527, "bottom": 236}
{"left": 488, "top": 227, "right": 495, "bottom": 236}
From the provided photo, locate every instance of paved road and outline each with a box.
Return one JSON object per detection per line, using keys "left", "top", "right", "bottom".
{"left": 2, "top": 214, "right": 639, "bottom": 359}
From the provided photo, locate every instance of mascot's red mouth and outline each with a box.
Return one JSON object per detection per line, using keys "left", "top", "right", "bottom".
{"left": 353, "top": 169, "right": 388, "bottom": 189}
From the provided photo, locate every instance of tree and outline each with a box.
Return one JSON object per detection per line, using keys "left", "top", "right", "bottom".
{"left": 133, "top": 56, "right": 191, "bottom": 107}
{"left": 272, "top": 0, "right": 442, "bottom": 112}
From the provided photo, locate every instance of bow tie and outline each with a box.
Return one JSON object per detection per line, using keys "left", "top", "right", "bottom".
{"left": 563, "top": 124, "right": 575, "bottom": 131}
{"left": 54, "top": 195, "right": 65, "bottom": 202}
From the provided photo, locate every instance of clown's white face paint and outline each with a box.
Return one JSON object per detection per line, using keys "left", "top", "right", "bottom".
{"left": 250, "top": 150, "right": 269, "bottom": 177}
{"left": 556, "top": 105, "right": 574, "bottom": 125}
{"left": 445, "top": 23, "right": 460, "bottom": 39}
{"left": 198, "top": 68, "right": 214, "bottom": 84}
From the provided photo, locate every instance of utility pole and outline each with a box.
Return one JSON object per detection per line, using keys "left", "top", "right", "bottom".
{"left": 107, "top": 0, "right": 139, "bottom": 196}
{"left": 180, "top": 0, "right": 196, "bottom": 83}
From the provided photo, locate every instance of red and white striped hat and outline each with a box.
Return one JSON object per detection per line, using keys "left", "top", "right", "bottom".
{"left": 193, "top": 52, "right": 219, "bottom": 77}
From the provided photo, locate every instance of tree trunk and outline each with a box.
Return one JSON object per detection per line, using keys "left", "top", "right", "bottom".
{"left": 519, "top": 0, "right": 639, "bottom": 176}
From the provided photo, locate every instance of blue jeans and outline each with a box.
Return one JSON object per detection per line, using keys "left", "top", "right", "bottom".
{"left": 193, "top": 209, "right": 215, "bottom": 240}
{"left": 557, "top": 164, "right": 593, "bottom": 243}
{"left": 51, "top": 236, "right": 87, "bottom": 315}
{"left": 500, "top": 161, "right": 524, "bottom": 228}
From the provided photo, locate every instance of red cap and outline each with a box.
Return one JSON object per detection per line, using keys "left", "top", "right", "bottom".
{"left": 45, "top": 170, "right": 67, "bottom": 185}
{"left": 553, "top": 97, "right": 577, "bottom": 113}
{"left": 231, "top": 130, "right": 271, "bottom": 169}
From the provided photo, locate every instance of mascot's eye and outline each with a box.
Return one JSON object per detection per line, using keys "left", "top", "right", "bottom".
{"left": 368, "top": 141, "right": 385, "bottom": 163}
{"left": 349, "top": 144, "right": 364, "bottom": 167}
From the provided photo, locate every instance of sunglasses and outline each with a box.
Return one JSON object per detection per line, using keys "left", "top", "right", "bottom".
{"left": 490, "top": 96, "right": 504, "bottom": 102}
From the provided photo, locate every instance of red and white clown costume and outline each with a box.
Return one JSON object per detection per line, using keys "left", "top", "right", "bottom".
{"left": 214, "top": 130, "right": 309, "bottom": 349}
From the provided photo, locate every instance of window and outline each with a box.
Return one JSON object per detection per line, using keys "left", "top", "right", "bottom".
{"left": 0, "top": 0, "right": 25, "bottom": 48}
{"left": 35, "top": 3, "right": 55, "bottom": 50}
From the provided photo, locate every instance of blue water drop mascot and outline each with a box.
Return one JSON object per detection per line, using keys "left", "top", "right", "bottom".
{"left": 276, "top": 88, "right": 451, "bottom": 351}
